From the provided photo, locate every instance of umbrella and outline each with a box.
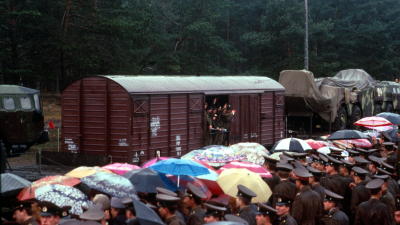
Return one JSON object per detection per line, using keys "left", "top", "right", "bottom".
{"left": 364, "top": 129, "right": 383, "bottom": 138}
{"left": 140, "top": 157, "right": 170, "bottom": 168}
{"left": 383, "top": 128, "right": 400, "bottom": 142}
{"left": 17, "top": 175, "right": 81, "bottom": 201}
{"left": 65, "top": 166, "right": 114, "bottom": 179}
{"left": 150, "top": 158, "right": 210, "bottom": 186}
{"left": 35, "top": 184, "right": 94, "bottom": 215}
{"left": 196, "top": 169, "right": 223, "bottom": 195}
{"left": 194, "top": 146, "right": 245, "bottom": 165}
{"left": 1, "top": 173, "right": 32, "bottom": 197}
{"left": 317, "top": 147, "right": 330, "bottom": 155}
{"left": 326, "top": 129, "right": 369, "bottom": 140}
{"left": 354, "top": 116, "right": 392, "bottom": 127}
{"left": 131, "top": 197, "right": 164, "bottom": 225}
{"left": 166, "top": 175, "right": 212, "bottom": 200}
{"left": 364, "top": 125, "right": 394, "bottom": 132}
{"left": 181, "top": 150, "right": 205, "bottom": 161}
{"left": 217, "top": 162, "right": 272, "bottom": 178}
{"left": 80, "top": 172, "right": 138, "bottom": 199}
{"left": 268, "top": 152, "right": 282, "bottom": 160}
{"left": 230, "top": 143, "right": 269, "bottom": 165}
{"left": 376, "top": 112, "right": 400, "bottom": 125}
{"left": 122, "top": 168, "right": 178, "bottom": 193}
{"left": 344, "top": 139, "right": 372, "bottom": 148}
{"left": 303, "top": 139, "right": 327, "bottom": 150}
{"left": 216, "top": 168, "right": 272, "bottom": 203}
{"left": 102, "top": 163, "right": 140, "bottom": 175}
{"left": 269, "top": 138, "right": 312, "bottom": 153}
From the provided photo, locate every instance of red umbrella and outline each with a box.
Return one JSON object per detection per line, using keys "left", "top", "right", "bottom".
{"left": 17, "top": 175, "right": 81, "bottom": 200}
{"left": 217, "top": 162, "right": 272, "bottom": 178}
{"left": 102, "top": 163, "right": 140, "bottom": 175}
{"left": 166, "top": 175, "right": 212, "bottom": 200}
{"left": 196, "top": 169, "right": 223, "bottom": 195}
{"left": 140, "top": 157, "right": 171, "bottom": 168}
{"left": 354, "top": 117, "right": 392, "bottom": 127}
{"left": 304, "top": 139, "right": 327, "bottom": 150}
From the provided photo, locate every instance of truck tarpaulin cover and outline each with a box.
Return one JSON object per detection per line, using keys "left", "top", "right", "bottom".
{"left": 315, "top": 69, "right": 376, "bottom": 90}
{"left": 279, "top": 70, "right": 362, "bottom": 123}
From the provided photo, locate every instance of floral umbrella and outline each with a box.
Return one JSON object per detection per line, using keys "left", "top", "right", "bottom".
{"left": 102, "top": 163, "right": 140, "bottom": 175}
{"left": 65, "top": 166, "right": 114, "bottom": 179}
{"left": 35, "top": 184, "right": 94, "bottom": 215}
{"left": 18, "top": 175, "right": 81, "bottom": 201}
{"left": 230, "top": 142, "right": 269, "bottom": 165}
{"left": 194, "top": 146, "right": 245, "bottom": 166}
{"left": 217, "top": 162, "right": 272, "bottom": 178}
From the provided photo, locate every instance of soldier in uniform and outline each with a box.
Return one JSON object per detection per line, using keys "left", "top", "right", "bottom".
{"left": 10, "top": 200, "right": 39, "bottom": 225}
{"left": 38, "top": 201, "right": 62, "bottom": 225}
{"left": 58, "top": 206, "right": 72, "bottom": 224}
{"left": 372, "top": 132, "right": 391, "bottom": 157}
{"left": 307, "top": 166, "right": 325, "bottom": 201}
{"left": 322, "top": 190, "right": 349, "bottom": 225}
{"left": 347, "top": 149, "right": 360, "bottom": 164}
{"left": 156, "top": 187, "right": 185, "bottom": 223}
{"left": 203, "top": 203, "right": 226, "bottom": 223}
{"left": 384, "top": 142, "right": 397, "bottom": 168}
{"left": 236, "top": 184, "right": 257, "bottom": 225}
{"left": 317, "top": 155, "right": 329, "bottom": 187}
{"left": 339, "top": 159, "right": 354, "bottom": 218}
{"left": 291, "top": 153, "right": 308, "bottom": 166}
{"left": 205, "top": 106, "right": 213, "bottom": 146}
{"left": 121, "top": 197, "right": 139, "bottom": 225}
{"left": 354, "top": 179, "right": 392, "bottom": 225}
{"left": 255, "top": 202, "right": 278, "bottom": 225}
{"left": 274, "top": 194, "right": 297, "bottom": 225}
{"left": 156, "top": 194, "right": 185, "bottom": 225}
{"left": 309, "top": 154, "right": 319, "bottom": 169}
{"left": 262, "top": 156, "right": 281, "bottom": 192}
{"left": 211, "top": 113, "right": 222, "bottom": 145}
{"left": 184, "top": 182, "right": 207, "bottom": 225}
{"left": 272, "top": 163, "right": 298, "bottom": 207}
{"left": 350, "top": 166, "right": 371, "bottom": 224}
{"left": 290, "top": 168, "right": 322, "bottom": 225}
{"left": 80, "top": 204, "right": 107, "bottom": 224}
{"left": 220, "top": 105, "right": 234, "bottom": 146}
{"left": 377, "top": 162, "right": 400, "bottom": 196}
{"left": 322, "top": 156, "right": 346, "bottom": 198}
{"left": 371, "top": 174, "right": 396, "bottom": 223}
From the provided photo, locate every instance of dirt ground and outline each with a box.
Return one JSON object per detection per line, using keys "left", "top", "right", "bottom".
{"left": 7, "top": 93, "right": 61, "bottom": 167}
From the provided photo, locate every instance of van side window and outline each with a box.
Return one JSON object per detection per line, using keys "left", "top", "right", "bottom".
{"left": 3, "top": 97, "right": 15, "bottom": 110}
{"left": 33, "top": 93, "right": 41, "bottom": 111}
{"left": 20, "top": 97, "right": 32, "bottom": 110}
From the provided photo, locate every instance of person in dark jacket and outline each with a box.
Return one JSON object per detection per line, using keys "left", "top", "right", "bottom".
{"left": 255, "top": 202, "right": 278, "bottom": 225}
{"left": 235, "top": 185, "right": 257, "bottom": 225}
{"left": 272, "top": 163, "right": 297, "bottom": 207}
{"left": 262, "top": 156, "right": 281, "bottom": 193}
{"left": 307, "top": 166, "right": 325, "bottom": 202}
{"left": 354, "top": 179, "right": 392, "bottom": 225}
{"left": 110, "top": 197, "right": 127, "bottom": 225}
{"left": 290, "top": 168, "right": 322, "bottom": 225}
{"left": 339, "top": 159, "right": 355, "bottom": 219}
{"left": 322, "top": 156, "right": 346, "bottom": 198}
{"left": 157, "top": 194, "right": 185, "bottom": 225}
{"left": 384, "top": 142, "right": 397, "bottom": 167}
{"left": 274, "top": 194, "right": 297, "bottom": 225}
{"left": 203, "top": 203, "right": 226, "bottom": 224}
{"left": 350, "top": 166, "right": 371, "bottom": 224}
{"left": 322, "top": 189, "right": 349, "bottom": 225}
{"left": 371, "top": 175, "right": 396, "bottom": 224}
{"left": 10, "top": 200, "right": 39, "bottom": 225}
{"left": 184, "top": 183, "right": 207, "bottom": 225}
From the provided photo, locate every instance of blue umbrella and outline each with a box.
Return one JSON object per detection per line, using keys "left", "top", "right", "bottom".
{"left": 150, "top": 158, "right": 210, "bottom": 186}
{"left": 377, "top": 112, "right": 400, "bottom": 125}
{"left": 80, "top": 172, "right": 138, "bottom": 199}
{"left": 35, "top": 184, "right": 94, "bottom": 215}
{"left": 122, "top": 168, "right": 178, "bottom": 193}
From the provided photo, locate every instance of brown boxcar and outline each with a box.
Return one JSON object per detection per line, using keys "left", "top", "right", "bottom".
{"left": 61, "top": 76, "right": 285, "bottom": 164}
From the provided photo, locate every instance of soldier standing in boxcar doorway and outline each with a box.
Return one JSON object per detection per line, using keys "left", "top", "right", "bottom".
{"left": 205, "top": 106, "right": 213, "bottom": 146}
{"left": 221, "top": 104, "right": 234, "bottom": 146}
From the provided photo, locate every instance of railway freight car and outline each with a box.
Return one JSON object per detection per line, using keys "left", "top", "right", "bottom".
{"left": 61, "top": 76, "right": 285, "bottom": 164}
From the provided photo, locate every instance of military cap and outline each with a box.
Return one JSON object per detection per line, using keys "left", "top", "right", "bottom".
{"left": 156, "top": 194, "right": 180, "bottom": 206}
{"left": 352, "top": 166, "right": 369, "bottom": 177}
{"left": 294, "top": 161, "right": 307, "bottom": 171}
{"left": 279, "top": 154, "right": 294, "bottom": 162}
{"left": 291, "top": 152, "right": 308, "bottom": 160}
{"left": 306, "top": 158, "right": 313, "bottom": 164}
{"left": 146, "top": 203, "right": 157, "bottom": 210}
{"left": 367, "top": 148, "right": 379, "bottom": 153}
{"left": 311, "top": 154, "right": 320, "bottom": 163}
{"left": 236, "top": 185, "right": 257, "bottom": 200}
{"left": 224, "top": 214, "right": 248, "bottom": 224}
{"left": 330, "top": 154, "right": 346, "bottom": 160}
{"left": 394, "top": 145, "right": 398, "bottom": 149}
{"left": 204, "top": 203, "right": 226, "bottom": 217}
{"left": 263, "top": 156, "right": 279, "bottom": 164}
{"left": 226, "top": 105, "right": 232, "bottom": 110}
{"left": 368, "top": 156, "right": 381, "bottom": 166}
{"left": 206, "top": 200, "right": 226, "bottom": 207}
{"left": 353, "top": 156, "right": 369, "bottom": 164}
{"left": 110, "top": 197, "right": 125, "bottom": 209}
{"left": 276, "top": 163, "right": 293, "bottom": 172}
{"left": 383, "top": 142, "right": 395, "bottom": 150}
{"left": 293, "top": 168, "right": 312, "bottom": 180}
{"left": 256, "top": 202, "right": 278, "bottom": 215}
{"left": 329, "top": 147, "right": 344, "bottom": 154}
{"left": 10, "top": 199, "right": 34, "bottom": 211}
{"left": 60, "top": 206, "right": 72, "bottom": 219}
{"left": 121, "top": 197, "right": 134, "bottom": 208}
{"left": 355, "top": 148, "right": 369, "bottom": 154}
{"left": 81, "top": 205, "right": 89, "bottom": 213}
{"left": 155, "top": 187, "right": 178, "bottom": 197}
{"left": 366, "top": 179, "right": 384, "bottom": 191}
{"left": 339, "top": 159, "right": 354, "bottom": 169}
{"left": 307, "top": 166, "right": 323, "bottom": 176}
{"left": 93, "top": 194, "right": 110, "bottom": 210}
{"left": 347, "top": 149, "right": 360, "bottom": 157}
{"left": 370, "top": 174, "right": 389, "bottom": 181}
{"left": 376, "top": 167, "right": 392, "bottom": 175}
{"left": 185, "top": 182, "right": 207, "bottom": 199}
{"left": 38, "top": 201, "right": 63, "bottom": 217}
{"left": 79, "top": 205, "right": 105, "bottom": 221}
{"left": 274, "top": 194, "right": 293, "bottom": 206}
{"left": 282, "top": 151, "right": 293, "bottom": 157}
{"left": 325, "top": 155, "right": 342, "bottom": 166}
{"left": 318, "top": 154, "right": 328, "bottom": 163}
{"left": 380, "top": 161, "right": 395, "bottom": 172}
{"left": 323, "top": 189, "right": 344, "bottom": 202}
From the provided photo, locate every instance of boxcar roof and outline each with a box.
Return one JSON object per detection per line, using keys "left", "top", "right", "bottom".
{"left": 0, "top": 85, "right": 39, "bottom": 94}
{"left": 101, "top": 75, "right": 284, "bottom": 94}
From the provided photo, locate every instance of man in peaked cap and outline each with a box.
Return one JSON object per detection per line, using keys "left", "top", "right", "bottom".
{"left": 318, "top": 154, "right": 329, "bottom": 187}
{"left": 109, "top": 197, "right": 127, "bottom": 225}
{"left": 157, "top": 194, "right": 185, "bottom": 225}
{"left": 80, "top": 204, "right": 106, "bottom": 225}
{"left": 272, "top": 163, "right": 298, "bottom": 207}
{"left": 155, "top": 187, "right": 185, "bottom": 223}
{"left": 310, "top": 154, "right": 319, "bottom": 169}
{"left": 339, "top": 159, "right": 354, "bottom": 218}
{"left": 10, "top": 200, "right": 38, "bottom": 225}
{"left": 203, "top": 203, "right": 226, "bottom": 223}
{"left": 262, "top": 156, "right": 281, "bottom": 192}
{"left": 184, "top": 182, "right": 207, "bottom": 225}
{"left": 121, "top": 197, "right": 138, "bottom": 225}
{"left": 273, "top": 194, "right": 296, "bottom": 225}
{"left": 323, "top": 190, "right": 349, "bottom": 225}
{"left": 58, "top": 206, "right": 72, "bottom": 224}
{"left": 235, "top": 184, "right": 257, "bottom": 225}
{"left": 354, "top": 179, "right": 392, "bottom": 225}
{"left": 255, "top": 202, "right": 278, "bottom": 225}
{"left": 291, "top": 153, "right": 308, "bottom": 165}
{"left": 378, "top": 161, "right": 400, "bottom": 196}
{"left": 322, "top": 156, "right": 346, "bottom": 198}
{"left": 370, "top": 174, "right": 396, "bottom": 221}
{"left": 350, "top": 167, "right": 371, "bottom": 224}
{"left": 346, "top": 149, "right": 360, "bottom": 164}
{"left": 38, "top": 201, "right": 62, "bottom": 225}
{"left": 291, "top": 168, "right": 322, "bottom": 225}
{"left": 384, "top": 142, "right": 397, "bottom": 168}
{"left": 307, "top": 166, "right": 325, "bottom": 202}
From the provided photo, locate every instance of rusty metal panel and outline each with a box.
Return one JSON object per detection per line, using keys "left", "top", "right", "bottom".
{"left": 131, "top": 95, "right": 150, "bottom": 164}
{"left": 229, "top": 95, "right": 241, "bottom": 145}
{"left": 61, "top": 80, "right": 81, "bottom": 153}
{"left": 188, "top": 94, "right": 204, "bottom": 151}
{"left": 260, "top": 92, "right": 274, "bottom": 145}
{"left": 149, "top": 95, "right": 169, "bottom": 159}
{"left": 274, "top": 91, "right": 285, "bottom": 142}
{"left": 169, "top": 95, "right": 188, "bottom": 157}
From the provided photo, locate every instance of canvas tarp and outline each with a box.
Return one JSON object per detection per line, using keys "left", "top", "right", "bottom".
{"left": 315, "top": 69, "right": 376, "bottom": 90}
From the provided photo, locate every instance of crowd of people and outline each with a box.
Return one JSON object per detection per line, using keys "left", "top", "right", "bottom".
{"left": 5, "top": 129, "right": 400, "bottom": 225}
{"left": 204, "top": 99, "right": 235, "bottom": 146}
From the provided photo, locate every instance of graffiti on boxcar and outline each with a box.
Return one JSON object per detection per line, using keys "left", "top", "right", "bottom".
{"left": 65, "top": 138, "right": 78, "bottom": 153}
{"left": 176, "top": 135, "right": 180, "bottom": 146}
{"left": 150, "top": 116, "right": 160, "bottom": 137}
{"left": 119, "top": 139, "right": 128, "bottom": 146}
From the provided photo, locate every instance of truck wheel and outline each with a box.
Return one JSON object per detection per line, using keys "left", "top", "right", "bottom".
{"left": 333, "top": 107, "right": 347, "bottom": 130}
{"left": 384, "top": 103, "right": 394, "bottom": 113}
{"left": 373, "top": 104, "right": 381, "bottom": 116}
{"left": 0, "top": 140, "right": 6, "bottom": 174}
{"left": 348, "top": 105, "right": 362, "bottom": 129}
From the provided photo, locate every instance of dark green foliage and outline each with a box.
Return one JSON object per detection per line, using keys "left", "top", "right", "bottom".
{"left": 0, "top": 0, "right": 399, "bottom": 90}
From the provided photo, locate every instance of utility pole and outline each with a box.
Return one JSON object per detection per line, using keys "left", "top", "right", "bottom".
{"left": 304, "top": 0, "right": 309, "bottom": 71}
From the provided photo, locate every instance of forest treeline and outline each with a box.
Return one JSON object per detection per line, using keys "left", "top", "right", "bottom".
{"left": 1, "top": 0, "right": 400, "bottom": 92}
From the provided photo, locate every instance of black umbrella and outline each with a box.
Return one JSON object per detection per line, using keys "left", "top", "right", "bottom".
{"left": 269, "top": 138, "right": 312, "bottom": 153}
{"left": 122, "top": 168, "right": 177, "bottom": 193}
{"left": 131, "top": 197, "right": 164, "bottom": 225}
{"left": 327, "top": 129, "right": 369, "bottom": 140}
{"left": 1, "top": 173, "right": 32, "bottom": 197}
{"left": 376, "top": 112, "right": 400, "bottom": 125}
{"left": 383, "top": 129, "right": 399, "bottom": 142}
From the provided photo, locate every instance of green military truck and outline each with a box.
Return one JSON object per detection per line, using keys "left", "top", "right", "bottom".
{"left": 0, "top": 85, "right": 49, "bottom": 173}
{"left": 279, "top": 69, "right": 400, "bottom": 131}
